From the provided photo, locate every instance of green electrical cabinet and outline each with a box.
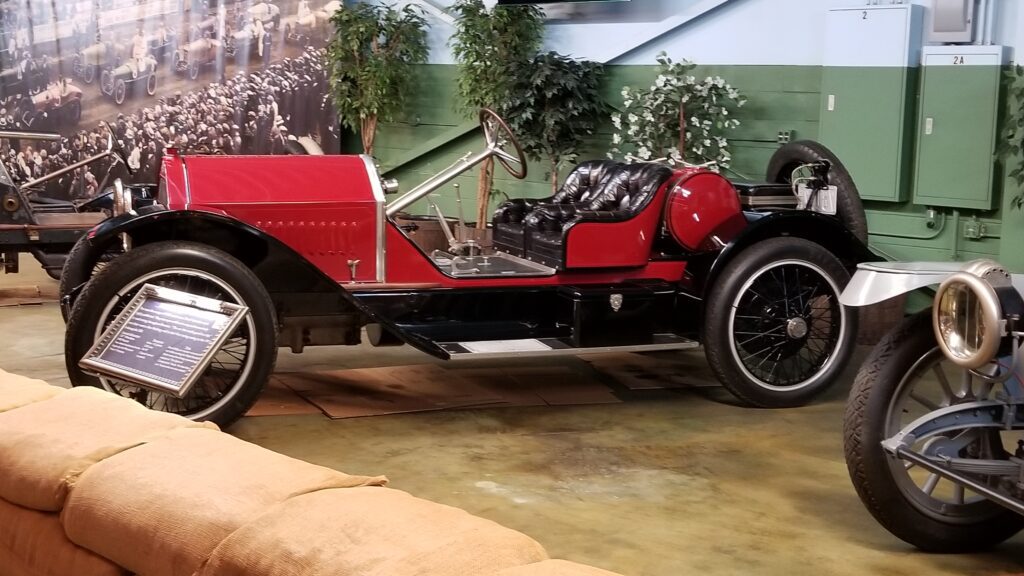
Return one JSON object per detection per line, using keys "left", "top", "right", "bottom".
{"left": 912, "top": 46, "right": 1007, "bottom": 210}
{"left": 819, "top": 5, "right": 923, "bottom": 202}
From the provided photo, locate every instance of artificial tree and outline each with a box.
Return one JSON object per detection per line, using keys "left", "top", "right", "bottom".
{"left": 503, "top": 52, "right": 606, "bottom": 193}
{"left": 1000, "top": 64, "right": 1024, "bottom": 210}
{"left": 449, "top": 0, "right": 544, "bottom": 227}
{"left": 609, "top": 52, "right": 745, "bottom": 168}
{"left": 327, "top": 3, "right": 429, "bottom": 156}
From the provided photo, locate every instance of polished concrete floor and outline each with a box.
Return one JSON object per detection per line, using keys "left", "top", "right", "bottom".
{"left": 2, "top": 259, "right": 1023, "bottom": 576}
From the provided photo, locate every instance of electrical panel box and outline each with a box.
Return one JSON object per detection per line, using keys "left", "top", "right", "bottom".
{"left": 927, "top": 0, "right": 976, "bottom": 44}
{"left": 912, "top": 45, "right": 1007, "bottom": 210}
{"left": 819, "top": 5, "right": 923, "bottom": 202}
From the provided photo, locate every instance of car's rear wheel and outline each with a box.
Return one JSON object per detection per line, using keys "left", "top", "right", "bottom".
{"left": 766, "top": 140, "right": 868, "bottom": 243}
{"left": 65, "top": 241, "right": 277, "bottom": 428}
{"left": 146, "top": 72, "right": 157, "bottom": 96}
{"left": 844, "top": 310, "right": 1024, "bottom": 551}
{"left": 188, "top": 61, "right": 200, "bottom": 81}
{"left": 83, "top": 63, "right": 96, "bottom": 84}
{"left": 704, "top": 237, "right": 857, "bottom": 407}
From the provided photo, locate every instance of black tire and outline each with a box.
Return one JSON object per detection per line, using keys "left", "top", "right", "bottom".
{"left": 59, "top": 234, "right": 121, "bottom": 323}
{"left": 766, "top": 140, "right": 868, "bottom": 244}
{"left": 64, "top": 241, "right": 277, "bottom": 428}
{"left": 843, "top": 310, "right": 1024, "bottom": 551}
{"left": 114, "top": 79, "right": 126, "bottom": 105}
{"left": 704, "top": 237, "right": 857, "bottom": 407}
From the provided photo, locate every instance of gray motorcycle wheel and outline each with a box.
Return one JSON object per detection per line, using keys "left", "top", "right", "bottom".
{"left": 843, "top": 310, "right": 1024, "bottom": 551}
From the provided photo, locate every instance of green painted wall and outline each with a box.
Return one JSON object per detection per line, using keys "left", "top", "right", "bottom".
{"left": 361, "top": 62, "right": 1017, "bottom": 269}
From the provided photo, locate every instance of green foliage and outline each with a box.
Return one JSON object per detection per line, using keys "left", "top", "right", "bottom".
{"left": 449, "top": 0, "right": 545, "bottom": 115}
{"left": 504, "top": 52, "right": 607, "bottom": 189}
{"left": 609, "top": 52, "right": 746, "bottom": 168}
{"left": 999, "top": 64, "right": 1024, "bottom": 210}
{"left": 327, "top": 3, "right": 429, "bottom": 154}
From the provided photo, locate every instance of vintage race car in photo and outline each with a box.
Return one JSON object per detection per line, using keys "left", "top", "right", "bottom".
{"left": 841, "top": 260, "right": 1024, "bottom": 552}
{"left": 284, "top": 0, "right": 339, "bottom": 45}
{"left": 21, "top": 80, "right": 84, "bottom": 128}
{"left": 100, "top": 56, "right": 158, "bottom": 105}
{"left": 173, "top": 37, "right": 223, "bottom": 80}
{"left": 225, "top": 21, "right": 271, "bottom": 61}
{"left": 60, "top": 109, "right": 875, "bottom": 428}
{"left": 0, "top": 127, "right": 153, "bottom": 279}
{"left": 245, "top": 2, "right": 282, "bottom": 31}
{"left": 0, "top": 56, "right": 50, "bottom": 104}
{"left": 73, "top": 41, "right": 118, "bottom": 84}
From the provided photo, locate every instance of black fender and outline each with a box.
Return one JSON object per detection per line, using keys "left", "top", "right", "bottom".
{"left": 65, "top": 208, "right": 450, "bottom": 359}
{"left": 693, "top": 210, "right": 879, "bottom": 310}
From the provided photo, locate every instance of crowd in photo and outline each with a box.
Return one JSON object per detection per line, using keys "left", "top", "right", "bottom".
{"left": 0, "top": 48, "right": 338, "bottom": 200}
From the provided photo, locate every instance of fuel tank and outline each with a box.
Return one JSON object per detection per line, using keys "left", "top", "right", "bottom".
{"left": 664, "top": 170, "right": 747, "bottom": 252}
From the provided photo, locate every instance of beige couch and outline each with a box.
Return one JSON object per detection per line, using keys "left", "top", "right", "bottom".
{"left": 0, "top": 370, "right": 623, "bottom": 576}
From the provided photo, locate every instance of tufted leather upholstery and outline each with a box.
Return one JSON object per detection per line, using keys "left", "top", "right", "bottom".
{"left": 524, "top": 163, "right": 674, "bottom": 233}
{"left": 492, "top": 160, "right": 621, "bottom": 256}
{"left": 524, "top": 163, "right": 674, "bottom": 269}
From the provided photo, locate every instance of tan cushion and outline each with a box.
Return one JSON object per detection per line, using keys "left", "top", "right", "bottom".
{"left": 62, "top": 427, "right": 387, "bottom": 576}
{"left": 0, "top": 496, "right": 127, "bottom": 576}
{"left": 0, "top": 369, "right": 61, "bottom": 414}
{"left": 493, "top": 560, "right": 625, "bottom": 576}
{"left": 0, "top": 386, "right": 214, "bottom": 512}
{"left": 195, "top": 486, "right": 548, "bottom": 576}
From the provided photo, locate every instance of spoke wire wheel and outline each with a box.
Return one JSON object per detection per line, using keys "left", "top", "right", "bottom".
{"left": 704, "top": 237, "right": 856, "bottom": 407}
{"left": 884, "top": 347, "right": 1005, "bottom": 523}
{"left": 728, "top": 258, "right": 844, "bottom": 392}
{"left": 146, "top": 73, "right": 157, "bottom": 96}
{"left": 65, "top": 241, "right": 276, "bottom": 428}
{"left": 92, "top": 268, "right": 255, "bottom": 422}
{"left": 843, "top": 310, "right": 1024, "bottom": 551}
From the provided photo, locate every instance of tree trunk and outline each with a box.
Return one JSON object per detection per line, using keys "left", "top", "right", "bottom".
{"left": 361, "top": 115, "right": 377, "bottom": 157}
{"left": 550, "top": 158, "right": 559, "bottom": 194}
{"left": 475, "top": 156, "right": 494, "bottom": 230}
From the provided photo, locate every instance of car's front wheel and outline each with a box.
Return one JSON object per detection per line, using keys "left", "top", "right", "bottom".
{"left": 843, "top": 310, "right": 1024, "bottom": 551}
{"left": 64, "top": 241, "right": 277, "bottom": 428}
{"left": 704, "top": 237, "right": 856, "bottom": 407}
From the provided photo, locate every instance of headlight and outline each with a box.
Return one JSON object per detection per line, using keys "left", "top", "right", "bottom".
{"left": 933, "top": 270, "right": 1003, "bottom": 369}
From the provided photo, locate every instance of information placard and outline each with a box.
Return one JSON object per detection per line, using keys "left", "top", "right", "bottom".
{"left": 80, "top": 284, "right": 249, "bottom": 398}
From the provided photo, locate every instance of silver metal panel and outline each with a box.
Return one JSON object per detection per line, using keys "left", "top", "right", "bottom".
{"left": 360, "top": 155, "right": 387, "bottom": 283}
{"left": 840, "top": 261, "right": 971, "bottom": 307}
{"left": 442, "top": 334, "right": 698, "bottom": 361}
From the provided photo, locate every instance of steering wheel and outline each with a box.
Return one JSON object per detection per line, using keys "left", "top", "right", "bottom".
{"left": 479, "top": 108, "right": 527, "bottom": 180}
{"left": 102, "top": 121, "right": 134, "bottom": 176}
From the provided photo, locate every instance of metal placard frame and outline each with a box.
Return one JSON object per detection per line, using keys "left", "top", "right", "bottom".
{"left": 79, "top": 283, "right": 249, "bottom": 398}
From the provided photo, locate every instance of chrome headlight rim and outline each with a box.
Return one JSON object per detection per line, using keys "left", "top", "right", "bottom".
{"left": 932, "top": 271, "right": 1003, "bottom": 370}
{"left": 112, "top": 178, "right": 132, "bottom": 218}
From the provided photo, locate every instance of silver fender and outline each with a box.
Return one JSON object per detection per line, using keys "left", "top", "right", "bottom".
{"left": 840, "top": 261, "right": 1024, "bottom": 307}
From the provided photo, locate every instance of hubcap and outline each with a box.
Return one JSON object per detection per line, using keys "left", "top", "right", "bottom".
{"left": 786, "top": 317, "right": 808, "bottom": 339}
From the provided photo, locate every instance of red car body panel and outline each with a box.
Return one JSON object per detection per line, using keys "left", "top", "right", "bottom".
{"left": 665, "top": 171, "right": 747, "bottom": 251}
{"left": 161, "top": 153, "right": 746, "bottom": 289}
{"left": 167, "top": 155, "right": 382, "bottom": 282}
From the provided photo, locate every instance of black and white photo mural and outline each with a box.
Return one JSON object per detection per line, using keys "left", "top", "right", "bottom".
{"left": 0, "top": 0, "right": 341, "bottom": 201}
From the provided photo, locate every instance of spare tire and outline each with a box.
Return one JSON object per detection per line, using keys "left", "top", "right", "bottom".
{"left": 766, "top": 140, "right": 868, "bottom": 243}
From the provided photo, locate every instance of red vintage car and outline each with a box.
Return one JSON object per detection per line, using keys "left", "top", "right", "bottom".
{"left": 60, "top": 110, "right": 875, "bottom": 427}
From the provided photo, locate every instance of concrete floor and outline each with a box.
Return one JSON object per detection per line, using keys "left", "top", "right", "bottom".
{"left": 2, "top": 259, "right": 1024, "bottom": 576}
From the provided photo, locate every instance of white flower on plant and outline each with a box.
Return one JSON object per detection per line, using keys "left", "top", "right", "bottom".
{"left": 612, "top": 133, "right": 622, "bottom": 145}
{"left": 655, "top": 74, "right": 668, "bottom": 88}
{"left": 643, "top": 110, "right": 654, "bottom": 122}
{"left": 628, "top": 113, "right": 639, "bottom": 124}
{"left": 623, "top": 99, "right": 633, "bottom": 107}
{"left": 612, "top": 114, "right": 622, "bottom": 130}
{"left": 637, "top": 146, "right": 652, "bottom": 160}
{"left": 703, "top": 139, "right": 711, "bottom": 147}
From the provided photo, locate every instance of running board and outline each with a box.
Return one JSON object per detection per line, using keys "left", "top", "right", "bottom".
{"left": 438, "top": 333, "right": 698, "bottom": 361}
